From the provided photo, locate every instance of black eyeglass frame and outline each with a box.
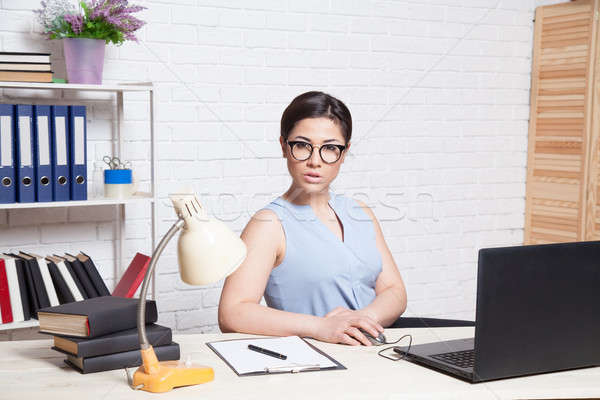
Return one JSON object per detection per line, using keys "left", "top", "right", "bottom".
{"left": 286, "top": 140, "right": 347, "bottom": 164}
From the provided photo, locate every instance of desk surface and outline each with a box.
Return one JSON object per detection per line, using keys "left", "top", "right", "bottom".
{"left": 2, "top": 327, "right": 599, "bottom": 400}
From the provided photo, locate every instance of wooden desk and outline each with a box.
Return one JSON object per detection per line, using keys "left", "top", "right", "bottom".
{"left": 2, "top": 327, "right": 599, "bottom": 400}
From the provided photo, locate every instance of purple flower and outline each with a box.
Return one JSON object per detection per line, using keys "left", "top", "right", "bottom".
{"left": 34, "top": 0, "right": 146, "bottom": 45}
{"left": 64, "top": 14, "right": 84, "bottom": 35}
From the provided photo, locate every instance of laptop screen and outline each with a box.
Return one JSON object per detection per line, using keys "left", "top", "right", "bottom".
{"left": 473, "top": 241, "right": 600, "bottom": 380}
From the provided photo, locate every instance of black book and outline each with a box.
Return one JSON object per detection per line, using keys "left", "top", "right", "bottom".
{"left": 14, "top": 253, "right": 49, "bottom": 316}
{"left": 62, "top": 254, "right": 98, "bottom": 298}
{"left": 14, "top": 257, "right": 31, "bottom": 321}
{"left": 38, "top": 296, "right": 158, "bottom": 338}
{"left": 60, "top": 256, "right": 89, "bottom": 300}
{"left": 64, "top": 342, "right": 180, "bottom": 374}
{"left": 17, "top": 255, "right": 39, "bottom": 318}
{"left": 27, "top": 253, "right": 60, "bottom": 307}
{"left": 52, "top": 323, "right": 172, "bottom": 358}
{"left": 75, "top": 253, "right": 110, "bottom": 297}
{"left": 46, "top": 260, "right": 75, "bottom": 304}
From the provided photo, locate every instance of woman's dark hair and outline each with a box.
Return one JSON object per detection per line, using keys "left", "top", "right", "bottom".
{"left": 280, "top": 91, "right": 352, "bottom": 144}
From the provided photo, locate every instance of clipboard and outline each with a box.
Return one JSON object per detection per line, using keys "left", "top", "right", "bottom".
{"left": 206, "top": 336, "right": 346, "bottom": 376}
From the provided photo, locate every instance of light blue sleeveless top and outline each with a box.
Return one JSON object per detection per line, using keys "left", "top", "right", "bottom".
{"left": 262, "top": 193, "right": 383, "bottom": 317}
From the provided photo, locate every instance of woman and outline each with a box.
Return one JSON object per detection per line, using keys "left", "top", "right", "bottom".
{"left": 218, "top": 91, "right": 407, "bottom": 346}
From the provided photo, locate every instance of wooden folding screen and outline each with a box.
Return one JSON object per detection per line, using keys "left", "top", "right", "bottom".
{"left": 524, "top": 0, "right": 600, "bottom": 244}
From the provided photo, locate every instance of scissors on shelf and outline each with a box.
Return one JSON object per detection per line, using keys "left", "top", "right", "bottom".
{"left": 103, "top": 156, "right": 132, "bottom": 170}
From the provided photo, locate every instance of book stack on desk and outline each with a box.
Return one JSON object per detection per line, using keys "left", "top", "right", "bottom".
{"left": 38, "top": 296, "right": 180, "bottom": 373}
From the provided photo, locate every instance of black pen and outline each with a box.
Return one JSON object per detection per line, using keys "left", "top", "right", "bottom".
{"left": 248, "top": 344, "right": 288, "bottom": 360}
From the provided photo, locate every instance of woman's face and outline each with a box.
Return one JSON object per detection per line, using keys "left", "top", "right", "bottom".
{"left": 280, "top": 117, "right": 350, "bottom": 199}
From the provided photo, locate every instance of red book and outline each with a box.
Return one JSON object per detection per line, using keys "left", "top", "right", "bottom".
{"left": 0, "top": 259, "right": 14, "bottom": 323}
{"left": 112, "top": 253, "right": 151, "bottom": 298}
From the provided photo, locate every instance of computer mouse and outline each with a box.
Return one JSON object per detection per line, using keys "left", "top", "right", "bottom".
{"left": 359, "top": 329, "right": 386, "bottom": 346}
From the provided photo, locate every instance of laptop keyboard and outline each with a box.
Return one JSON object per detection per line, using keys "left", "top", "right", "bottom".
{"left": 430, "top": 349, "right": 474, "bottom": 369}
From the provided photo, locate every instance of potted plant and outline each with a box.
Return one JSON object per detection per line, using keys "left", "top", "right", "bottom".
{"left": 34, "top": 0, "right": 146, "bottom": 84}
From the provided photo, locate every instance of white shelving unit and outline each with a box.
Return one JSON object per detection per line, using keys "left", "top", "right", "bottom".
{"left": 0, "top": 81, "right": 157, "bottom": 332}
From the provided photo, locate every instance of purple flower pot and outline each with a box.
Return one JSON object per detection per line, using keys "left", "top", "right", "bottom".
{"left": 63, "top": 38, "right": 105, "bottom": 84}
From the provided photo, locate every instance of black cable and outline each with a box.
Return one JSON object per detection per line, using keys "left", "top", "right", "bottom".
{"left": 377, "top": 334, "right": 413, "bottom": 361}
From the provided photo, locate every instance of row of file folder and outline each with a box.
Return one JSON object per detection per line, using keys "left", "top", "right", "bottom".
{"left": 0, "top": 103, "right": 87, "bottom": 203}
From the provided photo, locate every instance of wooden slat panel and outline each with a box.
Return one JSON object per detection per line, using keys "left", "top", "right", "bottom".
{"left": 534, "top": 152, "right": 581, "bottom": 161}
{"left": 532, "top": 215, "right": 578, "bottom": 227}
{"left": 536, "top": 122, "right": 584, "bottom": 131}
{"left": 539, "top": 67, "right": 587, "bottom": 79}
{"left": 543, "top": 24, "right": 590, "bottom": 37}
{"left": 541, "top": 44, "right": 588, "bottom": 59}
{"left": 541, "top": 36, "right": 589, "bottom": 49}
{"left": 538, "top": 87, "right": 585, "bottom": 95}
{"left": 589, "top": 0, "right": 600, "bottom": 240}
{"left": 530, "top": 226, "right": 578, "bottom": 239}
{"left": 524, "top": 0, "right": 595, "bottom": 245}
{"left": 528, "top": 237, "right": 564, "bottom": 245}
{"left": 540, "top": 62, "right": 588, "bottom": 72}
{"left": 533, "top": 135, "right": 584, "bottom": 142}
{"left": 538, "top": 76, "right": 586, "bottom": 87}
{"left": 542, "top": 31, "right": 589, "bottom": 45}
{"left": 531, "top": 181, "right": 581, "bottom": 202}
{"left": 532, "top": 202, "right": 579, "bottom": 215}
{"left": 530, "top": 225, "right": 578, "bottom": 237}
{"left": 536, "top": 130, "right": 583, "bottom": 137}
{"left": 536, "top": 116, "right": 584, "bottom": 123}
{"left": 537, "top": 78, "right": 586, "bottom": 95}
{"left": 534, "top": 154, "right": 581, "bottom": 176}
{"left": 537, "top": 102, "right": 586, "bottom": 112}
{"left": 540, "top": 57, "right": 588, "bottom": 67}
{"left": 542, "top": 9, "right": 589, "bottom": 24}
{"left": 529, "top": 230, "right": 578, "bottom": 243}
{"left": 537, "top": 111, "right": 585, "bottom": 118}
{"left": 538, "top": 97, "right": 585, "bottom": 105}
{"left": 533, "top": 161, "right": 580, "bottom": 172}
{"left": 535, "top": 142, "right": 582, "bottom": 156}
{"left": 534, "top": 170, "right": 581, "bottom": 179}
{"left": 538, "top": 94, "right": 585, "bottom": 101}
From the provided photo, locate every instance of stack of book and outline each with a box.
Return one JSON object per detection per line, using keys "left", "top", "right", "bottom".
{"left": 0, "top": 252, "right": 110, "bottom": 325}
{"left": 38, "top": 296, "right": 179, "bottom": 373}
{"left": 0, "top": 52, "right": 53, "bottom": 83}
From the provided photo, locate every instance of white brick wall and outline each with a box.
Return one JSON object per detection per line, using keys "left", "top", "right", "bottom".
{"left": 0, "top": 0, "right": 568, "bottom": 338}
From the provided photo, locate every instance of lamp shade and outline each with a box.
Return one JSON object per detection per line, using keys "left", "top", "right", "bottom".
{"left": 170, "top": 191, "right": 246, "bottom": 285}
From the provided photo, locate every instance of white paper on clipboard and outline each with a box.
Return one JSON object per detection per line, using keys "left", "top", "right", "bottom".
{"left": 207, "top": 336, "right": 344, "bottom": 376}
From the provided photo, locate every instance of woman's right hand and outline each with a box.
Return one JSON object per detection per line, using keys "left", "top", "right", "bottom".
{"left": 311, "top": 312, "right": 383, "bottom": 346}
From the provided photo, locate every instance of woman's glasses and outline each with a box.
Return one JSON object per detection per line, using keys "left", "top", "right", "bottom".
{"left": 286, "top": 140, "right": 347, "bottom": 164}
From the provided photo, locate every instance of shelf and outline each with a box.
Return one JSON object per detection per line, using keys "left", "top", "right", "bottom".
{"left": 0, "top": 81, "right": 158, "bottom": 331}
{"left": 0, "top": 320, "right": 39, "bottom": 331}
{"left": 0, "top": 192, "right": 155, "bottom": 210}
{"left": 0, "top": 81, "right": 153, "bottom": 93}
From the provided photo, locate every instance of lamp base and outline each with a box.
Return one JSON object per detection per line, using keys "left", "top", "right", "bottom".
{"left": 132, "top": 347, "right": 214, "bottom": 393}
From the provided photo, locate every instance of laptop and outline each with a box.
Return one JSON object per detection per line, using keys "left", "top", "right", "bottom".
{"left": 394, "top": 240, "right": 600, "bottom": 382}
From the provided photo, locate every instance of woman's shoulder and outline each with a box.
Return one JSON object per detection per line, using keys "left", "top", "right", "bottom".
{"left": 242, "top": 204, "right": 283, "bottom": 239}
{"left": 252, "top": 207, "right": 280, "bottom": 223}
{"left": 259, "top": 197, "right": 287, "bottom": 217}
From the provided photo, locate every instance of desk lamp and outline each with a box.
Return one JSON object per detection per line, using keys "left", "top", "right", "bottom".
{"left": 131, "top": 190, "right": 246, "bottom": 393}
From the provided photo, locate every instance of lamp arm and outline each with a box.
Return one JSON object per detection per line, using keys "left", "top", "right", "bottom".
{"left": 137, "top": 217, "right": 185, "bottom": 349}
